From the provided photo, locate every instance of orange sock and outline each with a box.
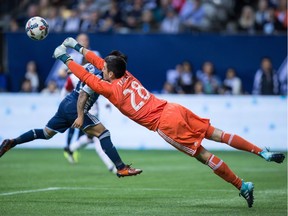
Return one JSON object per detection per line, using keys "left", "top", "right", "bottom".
{"left": 207, "top": 154, "right": 242, "bottom": 190}
{"left": 221, "top": 132, "right": 262, "bottom": 155}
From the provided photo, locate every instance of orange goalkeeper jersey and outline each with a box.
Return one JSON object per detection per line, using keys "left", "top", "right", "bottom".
{"left": 68, "top": 51, "right": 167, "bottom": 131}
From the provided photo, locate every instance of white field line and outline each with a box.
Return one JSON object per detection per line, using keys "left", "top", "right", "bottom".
{"left": 0, "top": 187, "right": 61, "bottom": 196}
{"left": 0, "top": 187, "right": 286, "bottom": 196}
{"left": 0, "top": 187, "right": 179, "bottom": 196}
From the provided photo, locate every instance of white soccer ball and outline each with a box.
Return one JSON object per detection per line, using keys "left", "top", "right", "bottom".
{"left": 25, "top": 16, "right": 49, "bottom": 41}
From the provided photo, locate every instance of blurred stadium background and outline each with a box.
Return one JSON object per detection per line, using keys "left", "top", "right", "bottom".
{"left": 0, "top": 0, "right": 286, "bottom": 150}
{"left": 0, "top": 1, "right": 287, "bottom": 215}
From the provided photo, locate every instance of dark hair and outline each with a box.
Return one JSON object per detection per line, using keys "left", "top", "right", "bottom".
{"left": 104, "top": 55, "right": 126, "bottom": 78}
{"left": 108, "top": 50, "right": 128, "bottom": 63}
{"left": 104, "top": 50, "right": 127, "bottom": 78}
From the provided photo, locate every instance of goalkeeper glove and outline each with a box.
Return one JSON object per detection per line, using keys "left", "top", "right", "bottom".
{"left": 52, "top": 45, "right": 72, "bottom": 63}
{"left": 62, "top": 37, "right": 84, "bottom": 53}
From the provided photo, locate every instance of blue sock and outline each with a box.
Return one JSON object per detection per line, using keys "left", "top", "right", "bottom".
{"left": 14, "top": 129, "right": 49, "bottom": 145}
{"left": 67, "top": 128, "right": 75, "bottom": 147}
{"left": 98, "top": 130, "right": 125, "bottom": 170}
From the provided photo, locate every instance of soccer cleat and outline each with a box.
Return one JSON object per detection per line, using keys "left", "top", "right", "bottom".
{"left": 0, "top": 139, "right": 16, "bottom": 157}
{"left": 116, "top": 164, "right": 142, "bottom": 178}
{"left": 239, "top": 181, "right": 254, "bottom": 208}
{"left": 63, "top": 147, "right": 78, "bottom": 164}
{"left": 259, "top": 148, "right": 285, "bottom": 164}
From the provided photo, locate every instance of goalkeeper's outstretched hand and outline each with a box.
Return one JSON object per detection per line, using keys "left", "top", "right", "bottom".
{"left": 62, "top": 37, "right": 83, "bottom": 53}
{"left": 53, "top": 44, "right": 72, "bottom": 63}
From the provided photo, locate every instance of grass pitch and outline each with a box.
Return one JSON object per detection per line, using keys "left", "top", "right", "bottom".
{"left": 0, "top": 149, "right": 287, "bottom": 216}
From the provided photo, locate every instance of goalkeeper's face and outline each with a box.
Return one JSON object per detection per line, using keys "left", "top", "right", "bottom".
{"left": 102, "top": 62, "right": 114, "bottom": 82}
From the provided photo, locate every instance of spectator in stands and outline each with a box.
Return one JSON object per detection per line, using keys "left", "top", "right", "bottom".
{"left": 77, "top": 0, "right": 100, "bottom": 18}
{"left": 274, "top": 0, "right": 287, "bottom": 31}
{"left": 153, "top": 0, "right": 172, "bottom": 23}
{"left": 80, "top": 10, "right": 102, "bottom": 32}
{"left": 25, "top": 61, "right": 40, "bottom": 92}
{"left": 171, "top": 0, "right": 186, "bottom": 13}
{"left": 21, "top": 3, "right": 39, "bottom": 28}
{"left": 161, "top": 81, "right": 177, "bottom": 94}
{"left": 20, "top": 78, "right": 33, "bottom": 93}
{"left": 140, "top": 9, "right": 158, "bottom": 33}
{"left": 38, "top": 0, "right": 50, "bottom": 18}
{"left": 179, "top": 0, "right": 209, "bottom": 32}
{"left": 41, "top": 79, "right": 60, "bottom": 95}
{"left": 54, "top": 68, "right": 68, "bottom": 90}
{"left": 196, "top": 61, "right": 221, "bottom": 94}
{"left": 252, "top": 57, "right": 279, "bottom": 95}
{"left": 99, "top": 17, "right": 115, "bottom": 33}
{"left": 123, "top": 0, "right": 144, "bottom": 32}
{"left": 160, "top": 6, "right": 181, "bottom": 33}
{"left": 102, "top": 1, "right": 124, "bottom": 32}
{"left": 0, "top": 64, "right": 9, "bottom": 92}
{"left": 63, "top": 9, "right": 82, "bottom": 32}
{"left": 165, "top": 63, "right": 182, "bottom": 92}
{"left": 222, "top": 68, "right": 243, "bottom": 95}
{"left": 237, "top": 5, "right": 256, "bottom": 34}
{"left": 193, "top": 80, "right": 204, "bottom": 95}
{"left": 255, "top": 0, "right": 275, "bottom": 34}
{"left": 8, "top": 18, "right": 20, "bottom": 32}
{"left": 177, "top": 60, "right": 194, "bottom": 94}
{"left": 46, "top": 6, "right": 64, "bottom": 32}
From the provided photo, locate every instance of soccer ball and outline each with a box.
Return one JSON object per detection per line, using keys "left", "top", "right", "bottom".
{"left": 25, "top": 16, "right": 49, "bottom": 41}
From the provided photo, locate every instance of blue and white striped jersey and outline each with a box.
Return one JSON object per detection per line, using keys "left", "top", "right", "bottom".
{"left": 66, "top": 63, "right": 102, "bottom": 113}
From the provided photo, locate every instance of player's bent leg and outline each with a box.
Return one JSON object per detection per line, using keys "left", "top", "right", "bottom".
{"left": 195, "top": 146, "right": 254, "bottom": 207}
{"left": 85, "top": 124, "right": 142, "bottom": 177}
{"left": 207, "top": 126, "right": 263, "bottom": 155}
{"left": 208, "top": 126, "right": 286, "bottom": 163}
{"left": 0, "top": 128, "right": 55, "bottom": 158}
{"left": 94, "top": 137, "right": 116, "bottom": 173}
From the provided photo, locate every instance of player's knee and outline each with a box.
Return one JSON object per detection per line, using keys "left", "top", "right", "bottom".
{"left": 98, "top": 129, "right": 110, "bottom": 140}
{"left": 195, "top": 146, "right": 211, "bottom": 164}
{"left": 43, "top": 128, "right": 56, "bottom": 139}
{"left": 85, "top": 124, "right": 106, "bottom": 137}
{"left": 209, "top": 128, "right": 223, "bottom": 142}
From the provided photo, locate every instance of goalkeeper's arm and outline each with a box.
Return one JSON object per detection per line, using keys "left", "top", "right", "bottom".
{"left": 63, "top": 37, "right": 104, "bottom": 70}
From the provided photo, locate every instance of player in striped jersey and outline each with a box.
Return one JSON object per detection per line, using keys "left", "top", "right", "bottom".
{"left": 50, "top": 37, "right": 285, "bottom": 208}
{"left": 0, "top": 63, "right": 142, "bottom": 178}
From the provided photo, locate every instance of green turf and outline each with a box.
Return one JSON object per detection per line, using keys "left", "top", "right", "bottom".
{"left": 0, "top": 149, "right": 287, "bottom": 216}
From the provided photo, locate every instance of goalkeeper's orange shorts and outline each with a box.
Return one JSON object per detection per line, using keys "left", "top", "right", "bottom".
{"left": 157, "top": 102, "right": 213, "bottom": 157}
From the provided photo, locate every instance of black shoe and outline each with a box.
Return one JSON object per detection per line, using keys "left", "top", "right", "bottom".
{"left": 0, "top": 139, "right": 15, "bottom": 157}
{"left": 239, "top": 181, "right": 254, "bottom": 208}
{"left": 63, "top": 147, "right": 76, "bottom": 164}
{"left": 260, "top": 149, "right": 286, "bottom": 164}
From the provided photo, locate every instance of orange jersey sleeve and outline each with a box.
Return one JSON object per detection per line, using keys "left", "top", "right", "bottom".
{"left": 68, "top": 60, "right": 113, "bottom": 98}
{"left": 85, "top": 50, "right": 105, "bottom": 70}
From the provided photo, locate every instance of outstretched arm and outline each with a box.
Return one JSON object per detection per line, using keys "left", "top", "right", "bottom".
{"left": 82, "top": 48, "right": 105, "bottom": 71}
{"left": 66, "top": 60, "right": 101, "bottom": 91}
{"left": 53, "top": 44, "right": 112, "bottom": 97}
